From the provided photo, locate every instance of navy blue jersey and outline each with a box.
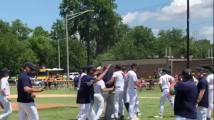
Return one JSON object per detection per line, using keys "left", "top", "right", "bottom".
{"left": 174, "top": 80, "right": 198, "bottom": 119}
{"left": 197, "top": 77, "right": 209, "bottom": 108}
{"left": 17, "top": 72, "right": 34, "bottom": 103}
{"left": 103, "top": 70, "right": 114, "bottom": 88}
{"left": 73, "top": 76, "right": 79, "bottom": 88}
{"left": 76, "top": 75, "right": 95, "bottom": 104}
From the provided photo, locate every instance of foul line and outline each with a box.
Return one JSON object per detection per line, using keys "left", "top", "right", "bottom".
{"left": 10, "top": 94, "right": 159, "bottom": 99}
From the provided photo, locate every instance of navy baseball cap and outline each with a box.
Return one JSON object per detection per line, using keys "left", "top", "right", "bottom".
{"left": 1, "top": 68, "right": 10, "bottom": 73}
{"left": 86, "top": 65, "right": 96, "bottom": 72}
{"left": 24, "top": 62, "right": 37, "bottom": 71}
{"left": 194, "top": 67, "right": 208, "bottom": 73}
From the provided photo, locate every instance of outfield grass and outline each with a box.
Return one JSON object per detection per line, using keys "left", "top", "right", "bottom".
{"left": 7, "top": 86, "right": 174, "bottom": 120}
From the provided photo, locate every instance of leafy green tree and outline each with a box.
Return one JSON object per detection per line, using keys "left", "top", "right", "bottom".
{"left": 50, "top": 19, "right": 87, "bottom": 71}
{"left": 28, "top": 27, "right": 57, "bottom": 67}
{"left": 191, "top": 39, "right": 212, "bottom": 58}
{"left": 11, "top": 19, "right": 32, "bottom": 41}
{"left": 59, "top": 0, "right": 122, "bottom": 57}
{"left": 0, "top": 20, "right": 11, "bottom": 34}
{"left": 0, "top": 24, "right": 37, "bottom": 74}
{"left": 128, "top": 26, "right": 155, "bottom": 58}
{"left": 154, "top": 29, "right": 185, "bottom": 57}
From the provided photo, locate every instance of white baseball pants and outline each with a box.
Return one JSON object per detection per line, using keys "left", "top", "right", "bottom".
{"left": 128, "top": 89, "right": 138, "bottom": 120}
{"left": 112, "top": 91, "right": 124, "bottom": 118}
{"left": 197, "top": 106, "right": 208, "bottom": 120}
{"left": 18, "top": 102, "right": 39, "bottom": 120}
{"left": 0, "top": 96, "right": 12, "bottom": 120}
{"left": 159, "top": 89, "right": 174, "bottom": 116}
{"left": 77, "top": 103, "right": 96, "bottom": 120}
{"left": 175, "top": 115, "right": 196, "bottom": 120}
{"left": 207, "top": 89, "right": 213, "bottom": 119}
{"left": 94, "top": 93, "right": 104, "bottom": 120}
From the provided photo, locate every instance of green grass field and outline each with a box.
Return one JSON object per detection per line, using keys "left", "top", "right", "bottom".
{"left": 7, "top": 86, "right": 174, "bottom": 120}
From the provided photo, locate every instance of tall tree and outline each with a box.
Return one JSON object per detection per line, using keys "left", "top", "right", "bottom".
{"left": 28, "top": 27, "right": 57, "bottom": 67}
{"left": 50, "top": 19, "right": 87, "bottom": 71}
{"left": 129, "top": 26, "right": 155, "bottom": 58}
{"left": 11, "top": 19, "right": 32, "bottom": 41}
{"left": 191, "top": 39, "right": 212, "bottom": 58}
{"left": 0, "top": 20, "right": 37, "bottom": 74}
{"left": 59, "top": 0, "right": 122, "bottom": 57}
{"left": 154, "top": 29, "right": 185, "bottom": 58}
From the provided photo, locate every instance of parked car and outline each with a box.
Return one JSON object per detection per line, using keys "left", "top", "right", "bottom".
{"left": 69, "top": 72, "right": 80, "bottom": 80}
{"left": 30, "top": 77, "right": 44, "bottom": 87}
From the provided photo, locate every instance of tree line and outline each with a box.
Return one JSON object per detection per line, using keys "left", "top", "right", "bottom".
{"left": 0, "top": 0, "right": 212, "bottom": 75}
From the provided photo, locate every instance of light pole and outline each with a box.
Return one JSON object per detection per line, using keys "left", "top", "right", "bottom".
{"left": 186, "top": 0, "right": 190, "bottom": 68}
{"left": 65, "top": 10, "right": 94, "bottom": 80}
{"left": 57, "top": 36, "right": 61, "bottom": 69}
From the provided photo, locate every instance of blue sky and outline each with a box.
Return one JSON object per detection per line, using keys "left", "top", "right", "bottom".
{"left": 0, "top": 0, "right": 213, "bottom": 42}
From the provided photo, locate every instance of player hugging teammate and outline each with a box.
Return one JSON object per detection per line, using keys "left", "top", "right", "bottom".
{"left": 76, "top": 64, "right": 144, "bottom": 120}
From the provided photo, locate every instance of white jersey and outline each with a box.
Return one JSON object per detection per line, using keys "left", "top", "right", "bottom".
{"left": 94, "top": 80, "right": 106, "bottom": 94}
{"left": 127, "top": 70, "right": 138, "bottom": 90}
{"left": 0, "top": 77, "right": 10, "bottom": 96}
{"left": 159, "top": 74, "right": 174, "bottom": 90}
{"left": 207, "top": 74, "right": 214, "bottom": 90}
{"left": 123, "top": 73, "right": 129, "bottom": 92}
{"left": 112, "top": 71, "right": 124, "bottom": 91}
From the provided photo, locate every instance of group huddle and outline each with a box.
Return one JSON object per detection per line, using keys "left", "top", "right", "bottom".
{"left": 75, "top": 64, "right": 214, "bottom": 120}
{"left": 76, "top": 64, "right": 143, "bottom": 120}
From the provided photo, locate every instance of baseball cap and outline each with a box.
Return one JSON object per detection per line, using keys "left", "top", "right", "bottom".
{"left": 202, "top": 66, "right": 214, "bottom": 73}
{"left": 182, "top": 68, "right": 193, "bottom": 80}
{"left": 194, "top": 67, "right": 208, "bottom": 73}
{"left": 86, "top": 65, "right": 96, "bottom": 72}
{"left": 24, "top": 62, "right": 37, "bottom": 71}
{"left": 162, "top": 68, "right": 168, "bottom": 73}
{"left": 182, "top": 68, "right": 192, "bottom": 76}
{"left": 1, "top": 68, "right": 10, "bottom": 73}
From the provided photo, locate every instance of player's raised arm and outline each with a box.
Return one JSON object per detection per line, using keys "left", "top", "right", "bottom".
{"left": 97, "top": 64, "right": 112, "bottom": 81}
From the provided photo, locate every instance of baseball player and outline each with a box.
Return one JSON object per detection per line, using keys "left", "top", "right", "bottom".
{"left": 122, "top": 66, "right": 129, "bottom": 113}
{"left": 155, "top": 69, "right": 175, "bottom": 118}
{"left": 107, "top": 65, "right": 125, "bottom": 119}
{"left": 206, "top": 67, "right": 213, "bottom": 120}
{"left": 0, "top": 68, "right": 12, "bottom": 120}
{"left": 103, "top": 66, "right": 115, "bottom": 120}
{"left": 17, "top": 62, "right": 44, "bottom": 120}
{"left": 76, "top": 65, "right": 97, "bottom": 120}
{"left": 127, "top": 64, "right": 142, "bottom": 120}
{"left": 76, "top": 68, "right": 87, "bottom": 119}
{"left": 174, "top": 69, "right": 198, "bottom": 120}
{"left": 93, "top": 65, "right": 113, "bottom": 120}
{"left": 194, "top": 67, "right": 209, "bottom": 120}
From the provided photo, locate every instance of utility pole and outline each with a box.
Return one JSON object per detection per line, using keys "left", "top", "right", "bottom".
{"left": 186, "top": 0, "right": 190, "bottom": 68}
{"left": 65, "top": 10, "right": 94, "bottom": 80}
{"left": 57, "top": 32, "right": 61, "bottom": 69}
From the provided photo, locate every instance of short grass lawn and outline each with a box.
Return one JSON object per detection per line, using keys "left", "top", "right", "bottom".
{"left": 7, "top": 86, "right": 174, "bottom": 120}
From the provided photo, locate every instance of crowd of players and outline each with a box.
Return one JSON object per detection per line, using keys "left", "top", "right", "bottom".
{"left": 0, "top": 62, "right": 213, "bottom": 120}
{"left": 75, "top": 64, "right": 213, "bottom": 120}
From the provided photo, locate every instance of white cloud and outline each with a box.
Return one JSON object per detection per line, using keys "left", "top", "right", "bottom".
{"left": 152, "top": 28, "right": 160, "bottom": 36}
{"left": 200, "top": 26, "right": 214, "bottom": 42}
{"left": 122, "top": 0, "right": 213, "bottom": 41}
{"left": 122, "top": 0, "right": 213, "bottom": 23}
{"left": 122, "top": 11, "right": 154, "bottom": 24}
